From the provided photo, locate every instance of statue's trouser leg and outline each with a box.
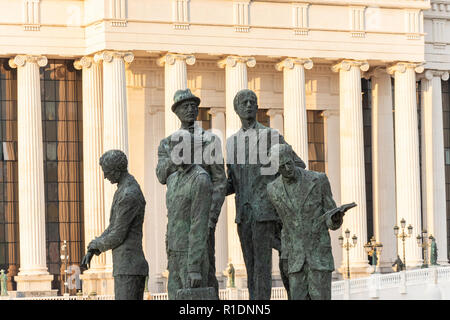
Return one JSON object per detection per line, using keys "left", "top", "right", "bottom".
{"left": 167, "top": 252, "right": 188, "bottom": 300}
{"left": 289, "top": 267, "right": 309, "bottom": 300}
{"left": 274, "top": 223, "right": 290, "bottom": 299}
{"left": 307, "top": 268, "right": 331, "bottom": 300}
{"left": 279, "top": 258, "right": 290, "bottom": 300}
{"left": 252, "top": 220, "right": 275, "bottom": 300}
{"left": 114, "top": 275, "right": 146, "bottom": 300}
{"left": 237, "top": 218, "right": 255, "bottom": 300}
{"left": 207, "top": 226, "right": 219, "bottom": 298}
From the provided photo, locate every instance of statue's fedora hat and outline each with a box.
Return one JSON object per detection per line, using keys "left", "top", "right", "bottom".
{"left": 171, "top": 88, "right": 201, "bottom": 112}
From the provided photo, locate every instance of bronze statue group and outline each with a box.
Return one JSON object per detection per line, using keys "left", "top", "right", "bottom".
{"left": 81, "top": 88, "right": 355, "bottom": 300}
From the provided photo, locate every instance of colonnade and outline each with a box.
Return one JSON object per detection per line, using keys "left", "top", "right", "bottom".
{"left": 9, "top": 52, "right": 449, "bottom": 293}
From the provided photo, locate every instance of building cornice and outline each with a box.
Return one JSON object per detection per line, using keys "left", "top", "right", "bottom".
{"left": 252, "top": 0, "right": 430, "bottom": 10}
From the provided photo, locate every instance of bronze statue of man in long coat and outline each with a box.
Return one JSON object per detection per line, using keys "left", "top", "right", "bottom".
{"left": 267, "top": 144, "right": 354, "bottom": 300}
{"left": 226, "top": 89, "right": 306, "bottom": 300}
{"left": 81, "top": 149, "right": 149, "bottom": 300}
{"left": 156, "top": 89, "right": 226, "bottom": 299}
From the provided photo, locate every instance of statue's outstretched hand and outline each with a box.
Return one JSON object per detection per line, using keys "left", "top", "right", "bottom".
{"left": 80, "top": 251, "right": 94, "bottom": 271}
{"left": 331, "top": 202, "right": 357, "bottom": 223}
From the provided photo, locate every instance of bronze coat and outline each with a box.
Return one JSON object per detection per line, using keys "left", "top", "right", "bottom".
{"left": 267, "top": 168, "right": 342, "bottom": 273}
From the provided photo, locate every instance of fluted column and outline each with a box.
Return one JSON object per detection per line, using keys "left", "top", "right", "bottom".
{"left": 147, "top": 106, "right": 168, "bottom": 293}
{"left": 266, "top": 109, "right": 284, "bottom": 135}
{"left": 420, "top": 69, "right": 449, "bottom": 265}
{"left": 157, "top": 53, "right": 196, "bottom": 136}
{"left": 276, "top": 58, "right": 313, "bottom": 165}
{"left": 94, "top": 51, "right": 134, "bottom": 273}
{"left": 369, "top": 68, "right": 397, "bottom": 271}
{"left": 208, "top": 107, "right": 228, "bottom": 281}
{"left": 332, "top": 60, "right": 370, "bottom": 273}
{"left": 9, "top": 55, "right": 53, "bottom": 291}
{"left": 74, "top": 57, "right": 106, "bottom": 272}
{"left": 218, "top": 56, "right": 256, "bottom": 138}
{"left": 322, "top": 110, "right": 343, "bottom": 278}
{"left": 218, "top": 56, "right": 255, "bottom": 280}
{"left": 387, "top": 62, "right": 424, "bottom": 268}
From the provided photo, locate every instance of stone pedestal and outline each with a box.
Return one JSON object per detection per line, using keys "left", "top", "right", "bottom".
{"left": 14, "top": 274, "right": 56, "bottom": 296}
{"left": 80, "top": 271, "right": 114, "bottom": 296}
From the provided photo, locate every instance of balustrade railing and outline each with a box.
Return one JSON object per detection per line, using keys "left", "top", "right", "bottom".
{"left": 5, "top": 266, "right": 450, "bottom": 300}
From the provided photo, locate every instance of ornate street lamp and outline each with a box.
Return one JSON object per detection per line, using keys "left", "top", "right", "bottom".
{"left": 416, "top": 230, "right": 433, "bottom": 268}
{"left": 364, "top": 236, "right": 383, "bottom": 273}
{"left": 394, "top": 218, "right": 413, "bottom": 270}
{"left": 338, "top": 228, "right": 357, "bottom": 279}
{"left": 60, "top": 240, "right": 69, "bottom": 295}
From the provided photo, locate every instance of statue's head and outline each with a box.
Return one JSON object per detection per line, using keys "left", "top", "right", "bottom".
{"left": 270, "top": 144, "right": 296, "bottom": 179}
{"left": 233, "top": 89, "right": 258, "bottom": 121}
{"left": 99, "top": 149, "right": 128, "bottom": 184}
{"left": 171, "top": 88, "right": 200, "bottom": 123}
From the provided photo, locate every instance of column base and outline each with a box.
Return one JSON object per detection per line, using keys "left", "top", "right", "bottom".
{"left": 79, "top": 270, "right": 114, "bottom": 296}
{"left": 8, "top": 289, "right": 58, "bottom": 298}
{"left": 14, "top": 274, "right": 54, "bottom": 292}
{"left": 233, "top": 267, "right": 248, "bottom": 289}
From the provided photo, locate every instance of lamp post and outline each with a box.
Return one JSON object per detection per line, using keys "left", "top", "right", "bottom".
{"left": 416, "top": 230, "right": 433, "bottom": 268}
{"left": 338, "top": 228, "right": 358, "bottom": 279}
{"left": 394, "top": 218, "right": 413, "bottom": 270}
{"left": 60, "top": 240, "right": 69, "bottom": 295}
{"left": 364, "top": 236, "right": 383, "bottom": 273}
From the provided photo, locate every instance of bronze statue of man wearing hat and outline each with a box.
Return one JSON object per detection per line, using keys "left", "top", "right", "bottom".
{"left": 156, "top": 88, "right": 227, "bottom": 299}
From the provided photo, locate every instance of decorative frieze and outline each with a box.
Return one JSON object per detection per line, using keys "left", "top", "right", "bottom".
{"left": 292, "top": 3, "right": 309, "bottom": 35}
{"left": 233, "top": 1, "right": 250, "bottom": 33}
{"left": 350, "top": 6, "right": 366, "bottom": 38}
{"left": 173, "top": 0, "right": 190, "bottom": 30}
{"left": 405, "top": 10, "right": 423, "bottom": 39}
{"left": 23, "top": 0, "right": 40, "bottom": 31}
{"left": 109, "top": 0, "right": 127, "bottom": 27}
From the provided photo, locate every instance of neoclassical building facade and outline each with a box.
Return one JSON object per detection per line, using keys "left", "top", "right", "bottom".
{"left": 0, "top": 0, "right": 449, "bottom": 295}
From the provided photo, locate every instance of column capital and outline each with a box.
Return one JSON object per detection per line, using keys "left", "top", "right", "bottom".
{"left": 94, "top": 51, "right": 134, "bottom": 64}
{"left": 421, "top": 69, "right": 450, "bottom": 81}
{"left": 156, "top": 53, "right": 196, "bottom": 67}
{"left": 386, "top": 62, "right": 424, "bottom": 75}
{"left": 331, "top": 60, "right": 369, "bottom": 73}
{"left": 208, "top": 107, "right": 226, "bottom": 116}
{"left": 217, "top": 56, "right": 256, "bottom": 69}
{"left": 8, "top": 55, "right": 47, "bottom": 68}
{"left": 275, "top": 58, "right": 313, "bottom": 71}
{"left": 73, "top": 56, "right": 96, "bottom": 70}
{"left": 363, "top": 66, "right": 390, "bottom": 80}
{"left": 266, "top": 108, "right": 284, "bottom": 117}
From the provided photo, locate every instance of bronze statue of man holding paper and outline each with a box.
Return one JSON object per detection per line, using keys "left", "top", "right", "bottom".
{"left": 267, "top": 144, "right": 356, "bottom": 300}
